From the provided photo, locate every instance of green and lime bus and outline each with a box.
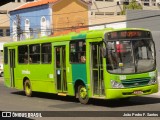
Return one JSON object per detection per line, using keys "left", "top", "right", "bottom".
{"left": 4, "top": 28, "right": 158, "bottom": 104}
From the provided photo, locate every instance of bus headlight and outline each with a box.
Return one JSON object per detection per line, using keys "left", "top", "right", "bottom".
{"left": 111, "top": 80, "right": 124, "bottom": 88}
{"left": 148, "top": 77, "right": 157, "bottom": 85}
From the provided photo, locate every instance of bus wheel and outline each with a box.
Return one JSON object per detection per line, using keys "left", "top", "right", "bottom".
{"left": 24, "top": 80, "right": 32, "bottom": 97}
{"left": 78, "top": 85, "right": 89, "bottom": 104}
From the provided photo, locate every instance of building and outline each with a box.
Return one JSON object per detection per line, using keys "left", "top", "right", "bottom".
{"left": 119, "top": 0, "right": 160, "bottom": 10}
{"left": 9, "top": 0, "right": 90, "bottom": 41}
{"left": 88, "top": 0, "right": 126, "bottom": 29}
{"left": 0, "top": 0, "right": 35, "bottom": 64}
{"left": 88, "top": 0, "right": 160, "bottom": 30}
{"left": 0, "top": 0, "right": 35, "bottom": 43}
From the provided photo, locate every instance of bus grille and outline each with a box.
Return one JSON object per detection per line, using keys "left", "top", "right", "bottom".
{"left": 121, "top": 77, "right": 150, "bottom": 88}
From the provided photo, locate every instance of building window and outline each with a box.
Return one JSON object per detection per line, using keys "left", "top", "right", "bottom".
{"left": 117, "top": 12, "right": 121, "bottom": 15}
{"left": 105, "top": 0, "right": 114, "bottom": 2}
{"left": 70, "top": 40, "right": 86, "bottom": 63}
{"left": 105, "top": 12, "right": 114, "bottom": 15}
{"left": 95, "top": 12, "right": 104, "bottom": 15}
{"left": 41, "top": 43, "right": 51, "bottom": 64}
{"left": 6, "top": 29, "right": 10, "bottom": 36}
{"left": 25, "top": 19, "right": 30, "bottom": 39}
{"left": 144, "top": 3, "right": 150, "bottom": 6}
{"left": 41, "top": 16, "right": 47, "bottom": 37}
{"left": 0, "top": 29, "right": 3, "bottom": 36}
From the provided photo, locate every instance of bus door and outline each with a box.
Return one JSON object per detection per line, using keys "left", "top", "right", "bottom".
{"left": 9, "top": 49, "right": 15, "bottom": 87}
{"left": 53, "top": 44, "right": 67, "bottom": 95}
{"left": 90, "top": 42, "right": 105, "bottom": 97}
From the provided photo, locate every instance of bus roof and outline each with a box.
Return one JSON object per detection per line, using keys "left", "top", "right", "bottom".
{"left": 4, "top": 28, "right": 150, "bottom": 47}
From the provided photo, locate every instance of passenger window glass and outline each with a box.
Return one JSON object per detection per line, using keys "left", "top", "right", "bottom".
{"left": 4, "top": 47, "right": 8, "bottom": 64}
{"left": 41, "top": 43, "right": 51, "bottom": 64}
{"left": 18, "top": 45, "right": 28, "bottom": 64}
{"left": 29, "top": 44, "right": 40, "bottom": 63}
{"left": 70, "top": 40, "right": 86, "bottom": 63}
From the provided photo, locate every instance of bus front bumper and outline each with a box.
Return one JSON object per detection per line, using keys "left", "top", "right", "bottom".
{"left": 106, "top": 84, "right": 158, "bottom": 99}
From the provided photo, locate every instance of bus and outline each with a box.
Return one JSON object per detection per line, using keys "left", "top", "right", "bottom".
{"left": 3, "top": 28, "right": 158, "bottom": 104}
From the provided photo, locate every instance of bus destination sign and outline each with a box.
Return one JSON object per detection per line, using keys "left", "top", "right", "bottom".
{"left": 106, "top": 30, "right": 151, "bottom": 40}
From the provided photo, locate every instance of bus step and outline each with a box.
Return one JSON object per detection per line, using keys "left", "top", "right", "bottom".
{"left": 58, "top": 92, "right": 67, "bottom": 96}
{"left": 92, "top": 96, "right": 105, "bottom": 99}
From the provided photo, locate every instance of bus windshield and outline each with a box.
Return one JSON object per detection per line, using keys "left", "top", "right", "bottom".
{"left": 106, "top": 39, "right": 155, "bottom": 74}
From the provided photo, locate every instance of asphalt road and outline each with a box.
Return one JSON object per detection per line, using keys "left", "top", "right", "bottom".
{"left": 0, "top": 77, "right": 160, "bottom": 120}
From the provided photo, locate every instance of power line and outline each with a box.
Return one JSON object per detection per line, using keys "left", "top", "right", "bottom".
{"left": 44, "top": 14, "right": 160, "bottom": 31}
{"left": 9, "top": 13, "right": 160, "bottom": 34}
{"left": 0, "top": 19, "right": 10, "bottom": 25}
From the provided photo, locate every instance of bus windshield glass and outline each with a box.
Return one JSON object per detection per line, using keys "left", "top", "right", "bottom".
{"left": 106, "top": 39, "right": 155, "bottom": 74}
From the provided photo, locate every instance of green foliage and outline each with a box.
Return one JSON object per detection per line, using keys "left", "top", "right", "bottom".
{"left": 121, "top": 0, "right": 142, "bottom": 15}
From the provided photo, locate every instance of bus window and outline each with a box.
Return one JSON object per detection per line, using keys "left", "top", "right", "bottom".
{"left": 18, "top": 45, "right": 28, "bottom": 64}
{"left": 4, "top": 47, "right": 8, "bottom": 64}
{"left": 41, "top": 43, "right": 51, "bottom": 64}
{"left": 70, "top": 40, "right": 86, "bottom": 63}
{"left": 29, "top": 44, "right": 40, "bottom": 64}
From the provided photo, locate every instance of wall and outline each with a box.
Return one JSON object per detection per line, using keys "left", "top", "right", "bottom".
{"left": 90, "top": 0, "right": 123, "bottom": 17}
{"left": 52, "top": 0, "right": 89, "bottom": 35}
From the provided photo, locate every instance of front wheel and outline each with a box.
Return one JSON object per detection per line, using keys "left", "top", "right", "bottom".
{"left": 78, "top": 85, "right": 89, "bottom": 104}
{"left": 24, "top": 80, "right": 32, "bottom": 97}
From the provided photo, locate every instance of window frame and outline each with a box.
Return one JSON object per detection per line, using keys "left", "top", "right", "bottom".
{"left": 6, "top": 29, "right": 10, "bottom": 36}
{"left": 0, "top": 29, "right": 3, "bottom": 37}
{"left": 41, "top": 16, "right": 47, "bottom": 37}
{"left": 18, "top": 45, "right": 29, "bottom": 64}
{"left": 4, "top": 47, "right": 8, "bottom": 64}
{"left": 70, "top": 40, "right": 86, "bottom": 64}
{"left": 29, "top": 44, "right": 40, "bottom": 64}
{"left": 41, "top": 43, "right": 52, "bottom": 64}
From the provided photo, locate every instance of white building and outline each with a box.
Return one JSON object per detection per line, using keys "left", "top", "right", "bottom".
{"left": 88, "top": 0, "right": 126, "bottom": 29}
{"left": 88, "top": 0, "right": 160, "bottom": 30}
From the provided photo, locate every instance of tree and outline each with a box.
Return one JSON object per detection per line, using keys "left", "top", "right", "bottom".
{"left": 121, "top": 0, "right": 142, "bottom": 15}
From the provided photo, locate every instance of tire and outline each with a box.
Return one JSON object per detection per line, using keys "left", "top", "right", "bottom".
{"left": 24, "top": 80, "right": 32, "bottom": 97}
{"left": 78, "top": 85, "right": 89, "bottom": 104}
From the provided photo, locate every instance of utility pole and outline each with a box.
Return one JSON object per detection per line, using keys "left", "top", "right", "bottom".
{"left": 16, "top": 14, "right": 21, "bottom": 41}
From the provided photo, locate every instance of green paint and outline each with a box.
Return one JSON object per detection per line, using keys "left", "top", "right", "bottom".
{"left": 72, "top": 64, "right": 87, "bottom": 84}
{"left": 72, "top": 33, "right": 86, "bottom": 40}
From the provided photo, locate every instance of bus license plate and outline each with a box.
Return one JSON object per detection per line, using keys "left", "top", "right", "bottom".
{"left": 133, "top": 90, "right": 143, "bottom": 95}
